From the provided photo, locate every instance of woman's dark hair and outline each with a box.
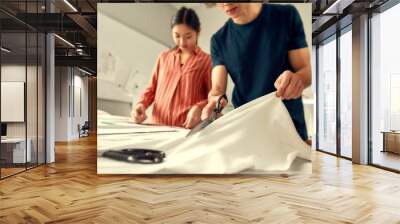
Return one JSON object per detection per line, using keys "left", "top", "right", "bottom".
{"left": 171, "top": 7, "right": 201, "bottom": 33}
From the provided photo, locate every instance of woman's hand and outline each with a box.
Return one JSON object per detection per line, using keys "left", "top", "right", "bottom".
{"left": 183, "top": 105, "right": 202, "bottom": 129}
{"left": 131, "top": 103, "right": 147, "bottom": 124}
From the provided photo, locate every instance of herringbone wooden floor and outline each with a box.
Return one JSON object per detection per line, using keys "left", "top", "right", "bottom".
{"left": 1, "top": 135, "right": 400, "bottom": 224}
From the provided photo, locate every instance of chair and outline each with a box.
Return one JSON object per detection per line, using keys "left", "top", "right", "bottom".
{"left": 79, "top": 121, "right": 90, "bottom": 138}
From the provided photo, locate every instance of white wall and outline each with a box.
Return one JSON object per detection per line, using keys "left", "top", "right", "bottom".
{"left": 97, "top": 6, "right": 170, "bottom": 115}
{"left": 98, "top": 4, "right": 176, "bottom": 48}
{"left": 55, "top": 67, "right": 89, "bottom": 141}
{"left": 55, "top": 67, "right": 68, "bottom": 141}
{"left": 1, "top": 65, "right": 26, "bottom": 82}
{"left": 71, "top": 74, "right": 89, "bottom": 138}
{"left": 1, "top": 64, "right": 46, "bottom": 163}
{"left": 1, "top": 82, "right": 24, "bottom": 122}
{"left": 1, "top": 65, "right": 28, "bottom": 138}
{"left": 73, "top": 75, "right": 88, "bottom": 122}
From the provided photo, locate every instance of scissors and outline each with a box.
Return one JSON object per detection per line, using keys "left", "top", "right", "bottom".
{"left": 186, "top": 94, "right": 228, "bottom": 137}
{"left": 102, "top": 148, "right": 166, "bottom": 164}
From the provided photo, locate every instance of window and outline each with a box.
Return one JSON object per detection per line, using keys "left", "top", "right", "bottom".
{"left": 339, "top": 28, "right": 352, "bottom": 158}
{"left": 317, "top": 36, "right": 337, "bottom": 154}
{"left": 0, "top": 1, "right": 47, "bottom": 179}
{"left": 371, "top": 3, "right": 400, "bottom": 171}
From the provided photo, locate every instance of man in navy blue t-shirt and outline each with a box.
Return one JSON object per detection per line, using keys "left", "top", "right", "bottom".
{"left": 201, "top": 3, "right": 311, "bottom": 141}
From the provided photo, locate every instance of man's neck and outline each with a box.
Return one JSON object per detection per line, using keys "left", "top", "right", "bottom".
{"left": 233, "top": 3, "right": 263, "bottom": 25}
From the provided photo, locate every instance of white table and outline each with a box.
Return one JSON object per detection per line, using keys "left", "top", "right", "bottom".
{"left": 97, "top": 113, "right": 312, "bottom": 174}
{"left": 1, "top": 137, "right": 32, "bottom": 163}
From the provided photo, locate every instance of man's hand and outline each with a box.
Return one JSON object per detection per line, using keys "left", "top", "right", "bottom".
{"left": 202, "top": 65, "right": 228, "bottom": 120}
{"left": 274, "top": 70, "right": 305, "bottom": 100}
{"left": 183, "top": 105, "right": 202, "bottom": 129}
{"left": 131, "top": 103, "right": 147, "bottom": 124}
{"left": 201, "top": 95, "right": 228, "bottom": 120}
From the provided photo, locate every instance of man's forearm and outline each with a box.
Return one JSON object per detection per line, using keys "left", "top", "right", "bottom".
{"left": 288, "top": 48, "right": 311, "bottom": 88}
{"left": 201, "top": 65, "right": 229, "bottom": 119}
{"left": 294, "top": 65, "right": 311, "bottom": 88}
{"left": 209, "top": 65, "right": 228, "bottom": 97}
{"left": 209, "top": 87, "right": 225, "bottom": 97}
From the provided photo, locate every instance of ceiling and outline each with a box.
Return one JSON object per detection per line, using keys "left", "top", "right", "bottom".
{"left": 0, "top": 0, "right": 394, "bottom": 74}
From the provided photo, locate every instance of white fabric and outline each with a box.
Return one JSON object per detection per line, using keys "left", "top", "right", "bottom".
{"left": 98, "top": 92, "right": 311, "bottom": 174}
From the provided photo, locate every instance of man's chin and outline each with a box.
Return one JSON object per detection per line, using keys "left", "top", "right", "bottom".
{"left": 228, "top": 14, "right": 241, "bottom": 20}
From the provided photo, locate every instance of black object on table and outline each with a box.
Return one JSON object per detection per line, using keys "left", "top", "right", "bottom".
{"left": 102, "top": 148, "right": 166, "bottom": 164}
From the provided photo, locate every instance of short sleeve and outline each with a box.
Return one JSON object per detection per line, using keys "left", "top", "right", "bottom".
{"left": 288, "top": 5, "right": 308, "bottom": 50}
{"left": 210, "top": 35, "right": 224, "bottom": 68}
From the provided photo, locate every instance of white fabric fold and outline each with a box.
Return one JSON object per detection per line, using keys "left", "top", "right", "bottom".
{"left": 98, "top": 92, "right": 312, "bottom": 174}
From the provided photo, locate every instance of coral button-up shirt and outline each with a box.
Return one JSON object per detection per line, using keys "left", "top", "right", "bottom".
{"left": 137, "top": 47, "right": 212, "bottom": 127}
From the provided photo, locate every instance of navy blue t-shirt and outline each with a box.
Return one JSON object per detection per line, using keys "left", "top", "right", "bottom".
{"left": 211, "top": 4, "right": 308, "bottom": 140}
